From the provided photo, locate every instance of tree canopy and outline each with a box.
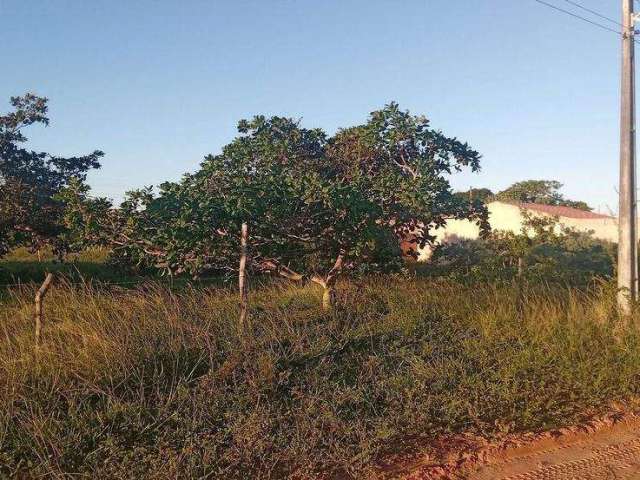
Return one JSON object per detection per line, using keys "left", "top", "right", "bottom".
{"left": 0, "top": 94, "right": 103, "bottom": 257}
{"left": 68, "top": 103, "right": 488, "bottom": 306}
{"left": 454, "top": 187, "right": 494, "bottom": 204}
{"left": 495, "top": 180, "right": 591, "bottom": 211}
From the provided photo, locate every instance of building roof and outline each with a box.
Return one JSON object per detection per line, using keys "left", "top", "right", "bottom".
{"left": 517, "top": 202, "right": 613, "bottom": 220}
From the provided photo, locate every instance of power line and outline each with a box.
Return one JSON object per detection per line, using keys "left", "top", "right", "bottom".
{"left": 560, "top": 0, "right": 622, "bottom": 27}
{"left": 532, "top": 0, "right": 622, "bottom": 36}
{"left": 534, "top": 0, "right": 640, "bottom": 45}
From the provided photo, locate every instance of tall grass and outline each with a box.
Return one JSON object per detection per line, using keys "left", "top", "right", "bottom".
{"left": 1, "top": 278, "right": 639, "bottom": 478}
{"left": 0, "top": 247, "right": 126, "bottom": 287}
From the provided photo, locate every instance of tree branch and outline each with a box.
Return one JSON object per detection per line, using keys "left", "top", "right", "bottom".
{"left": 257, "top": 259, "right": 305, "bottom": 281}
{"left": 325, "top": 252, "right": 345, "bottom": 286}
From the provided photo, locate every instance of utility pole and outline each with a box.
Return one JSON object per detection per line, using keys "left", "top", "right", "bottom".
{"left": 618, "top": 0, "right": 638, "bottom": 314}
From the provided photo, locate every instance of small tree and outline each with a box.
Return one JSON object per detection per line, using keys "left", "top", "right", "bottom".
{"left": 0, "top": 94, "right": 103, "bottom": 258}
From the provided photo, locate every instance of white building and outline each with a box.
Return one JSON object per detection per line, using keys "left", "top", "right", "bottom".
{"left": 414, "top": 201, "right": 617, "bottom": 261}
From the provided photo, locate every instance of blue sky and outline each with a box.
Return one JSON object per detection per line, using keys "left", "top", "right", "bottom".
{"left": 0, "top": 0, "right": 625, "bottom": 212}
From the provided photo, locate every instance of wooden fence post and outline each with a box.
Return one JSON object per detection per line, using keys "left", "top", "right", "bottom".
{"left": 34, "top": 273, "right": 55, "bottom": 348}
{"left": 239, "top": 222, "right": 249, "bottom": 327}
{"left": 517, "top": 257, "right": 524, "bottom": 277}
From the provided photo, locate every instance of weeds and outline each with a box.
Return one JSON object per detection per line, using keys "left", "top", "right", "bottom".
{"left": 0, "top": 279, "right": 639, "bottom": 478}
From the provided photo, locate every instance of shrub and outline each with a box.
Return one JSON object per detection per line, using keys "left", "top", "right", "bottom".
{"left": 427, "top": 213, "right": 615, "bottom": 286}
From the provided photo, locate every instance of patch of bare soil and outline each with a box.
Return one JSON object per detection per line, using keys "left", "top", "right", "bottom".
{"left": 378, "top": 409, "right": 640, "bottom": 480}
{"left": 469, "top": 415, "right": 640, "bottom": 480}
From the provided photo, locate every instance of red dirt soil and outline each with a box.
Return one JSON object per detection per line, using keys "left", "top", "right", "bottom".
{"left": 378, "top": 409, "right": 640, "bottom": 479}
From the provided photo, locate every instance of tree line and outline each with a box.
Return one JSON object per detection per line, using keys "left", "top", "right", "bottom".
{"left": 1, "top": 93, "right": 592, "bottom": 306}
{"left": 455, "top": 180, "right": 592, "bottom": 211}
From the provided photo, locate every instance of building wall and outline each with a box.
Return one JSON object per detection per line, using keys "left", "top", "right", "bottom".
{"left": 416, "top": 201, "right": 618, "bottom": 261}
{"left": 552, "top": 216, "right": 618, "bottom": 243}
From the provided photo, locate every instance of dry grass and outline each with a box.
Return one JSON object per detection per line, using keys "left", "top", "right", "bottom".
{"left": 0, "top": 247, "right": 127, "bottom": 287}
{"left": 1, "top": 278, "right": 639, "bottom": 478}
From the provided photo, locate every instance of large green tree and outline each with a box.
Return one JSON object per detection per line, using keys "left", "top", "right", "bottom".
{"left": 495, "top": 179, "right": 591, "bottom": 211}
{"left": 71, "top": 103, "right": 487, "bottom": 308}
{"left": 0, "top": 94, "right": 103, "bottom": 257}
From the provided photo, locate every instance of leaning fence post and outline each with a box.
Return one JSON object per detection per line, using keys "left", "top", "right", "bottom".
{"left": 238, "top": 222, "right": 249, "bottom": 328}
{"left": 517, "top": 257, "right": 524, "bottom": 277}
{"left": 34, "top": 273, "right": 55, "bottom": 348}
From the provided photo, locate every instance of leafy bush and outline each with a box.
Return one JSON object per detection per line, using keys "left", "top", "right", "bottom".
{"left": 428, "top": 213, "right": 615, "bottom": 285}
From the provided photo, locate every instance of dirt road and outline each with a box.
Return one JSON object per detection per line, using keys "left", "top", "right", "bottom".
{"left": 468, "top": 417, "right": 640, "bottom": 480}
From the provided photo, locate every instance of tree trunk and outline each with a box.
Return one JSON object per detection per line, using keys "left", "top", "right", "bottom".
{"left": 322, "top": 285, "right": 335, "bottom": 311}
{"left": 517, "top": 256, "right": 524, "bottom": 277}
{"left": 318, "top": 253, "right": 344, "bottom": 311}
{"left": 266, "top": 253, "right": 345, "bottom": 311}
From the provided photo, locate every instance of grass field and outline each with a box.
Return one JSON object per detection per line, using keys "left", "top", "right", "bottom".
{"left": 1, "top": 274, "right": 639, "bottom": 478}
{"left": 0, "top": 247, "right": 127, "bottom": 286}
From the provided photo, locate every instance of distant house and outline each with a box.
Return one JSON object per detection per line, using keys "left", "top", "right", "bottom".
{"left": 406, "top": 201, "right": 617, "bottom": 261}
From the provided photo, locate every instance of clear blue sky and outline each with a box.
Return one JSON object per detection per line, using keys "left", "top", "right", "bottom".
{"left": 0, "top": 0, "right": 626, "bottom": 212}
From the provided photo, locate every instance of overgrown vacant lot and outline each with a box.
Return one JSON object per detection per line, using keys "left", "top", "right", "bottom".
{"left": 1, "top": 278, "right": 640, "bottom": 478}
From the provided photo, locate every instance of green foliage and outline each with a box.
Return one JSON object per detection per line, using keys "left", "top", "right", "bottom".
{"left": 57, "top": 178, "right": 113, "bottom": 254}
{"left": 495, "top": 179, "right": 592, "bottom": 211}
{"left": 0, "top": 246, "right": 137, "bottom": 288}
{"left": 1, "top": 279, "right": 638, "bottom": 478}
{"left": 429, "top": 212, "right": 615, "bottom": 285}
{"left": 69, "top": 104, "right": 488, "bottom": 288}
{"left": 454, "top": 187, "right": 494, "bottom": 203}
{"left": 0, "top": 94, "right": 103, "bottom": 257}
